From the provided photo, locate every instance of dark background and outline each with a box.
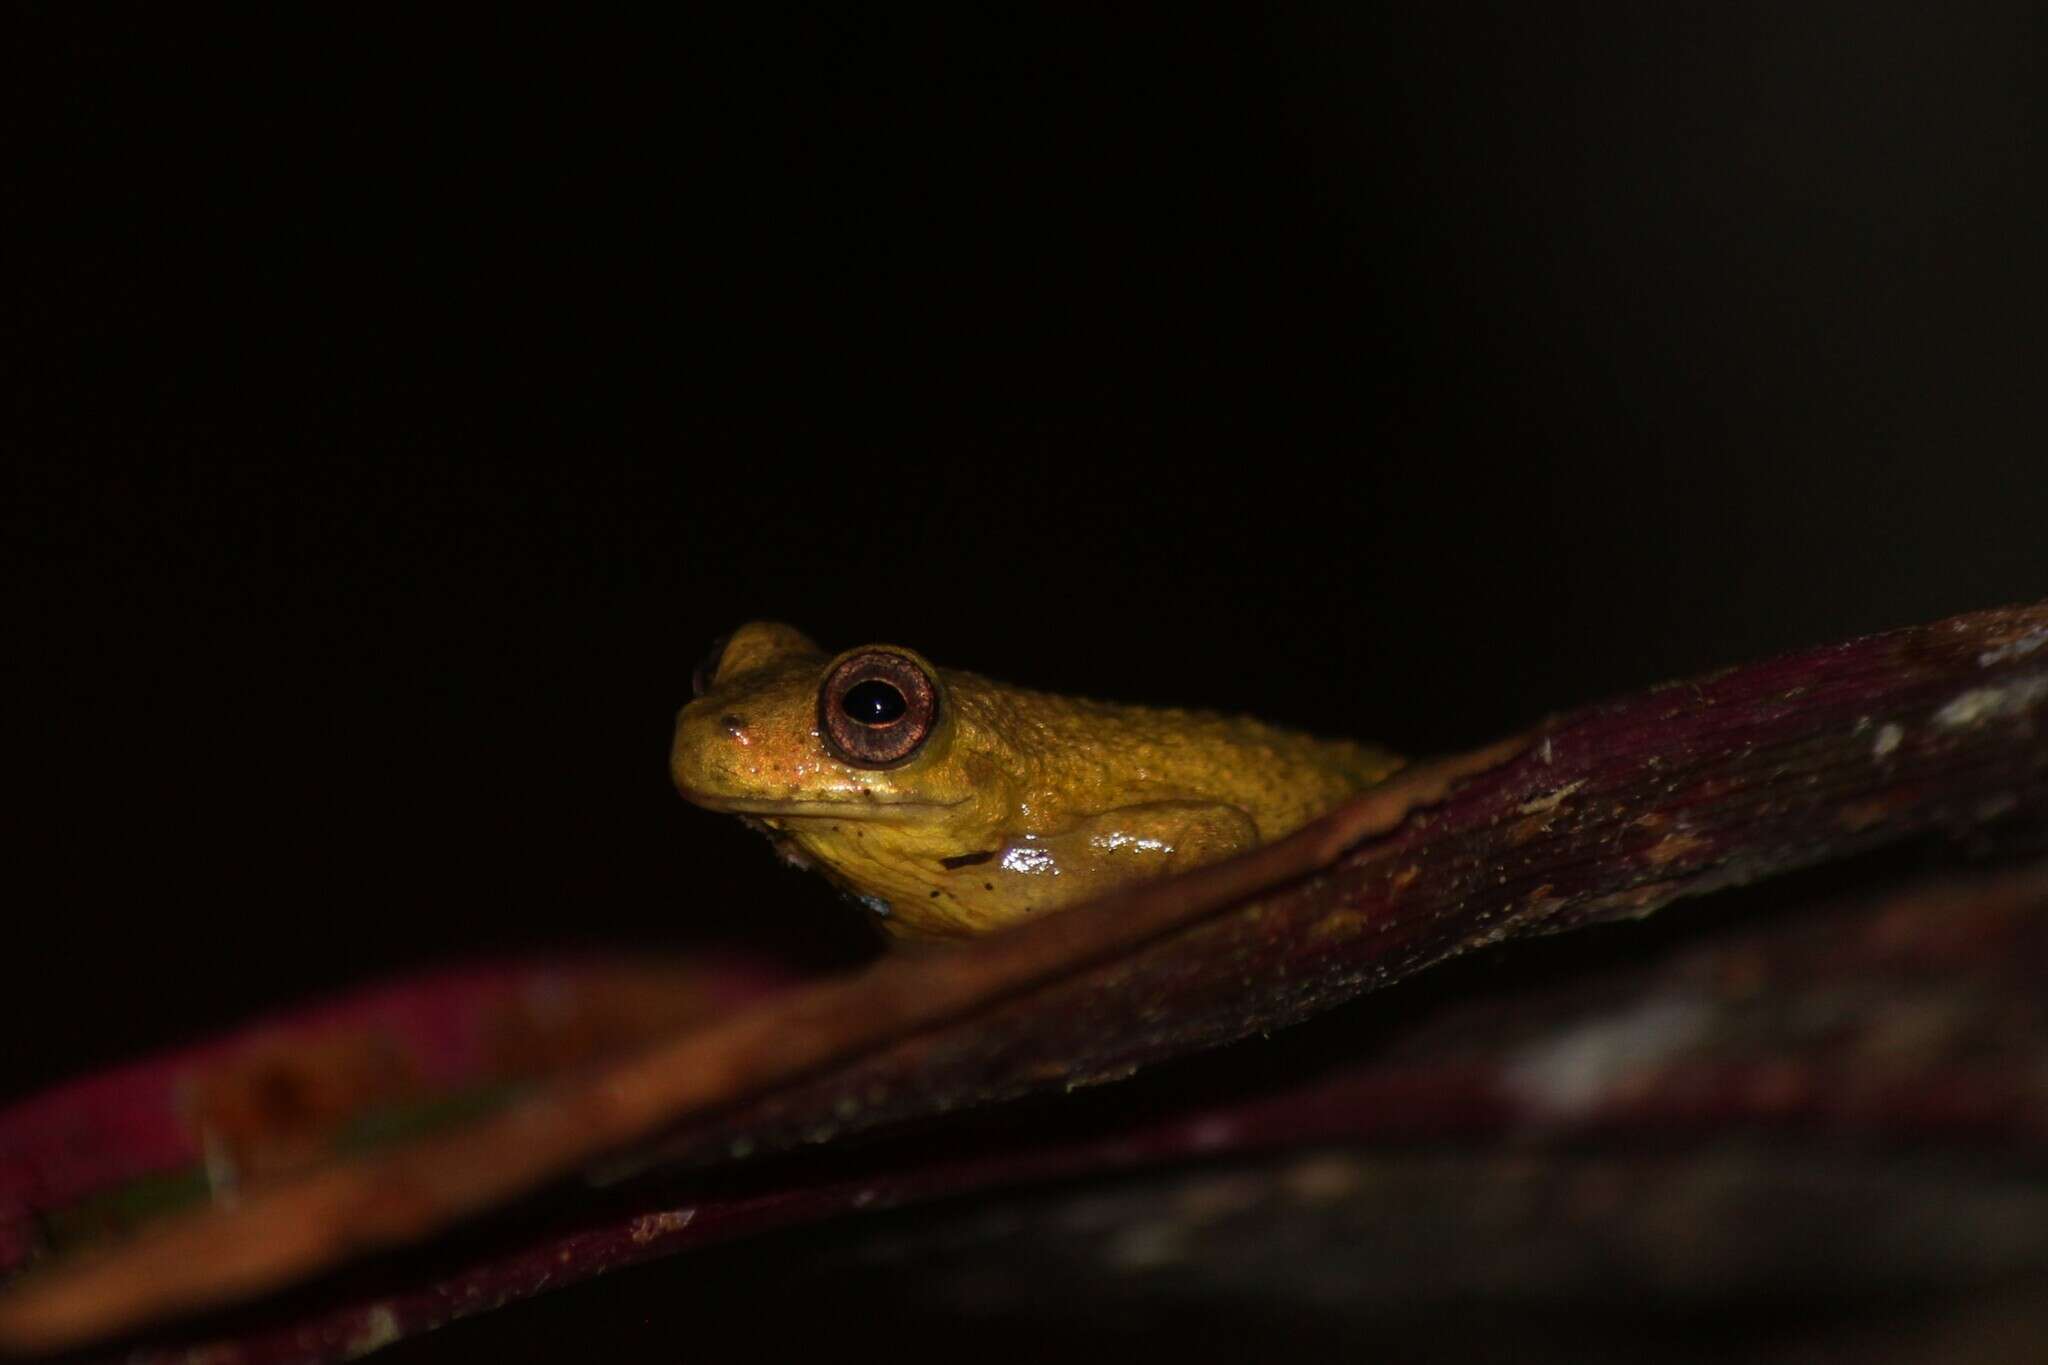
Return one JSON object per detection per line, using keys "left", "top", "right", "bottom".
{"left": 4, "top": 7, "right": 2045, "bottom": 1349}
{"left": 9, "top": 4, "right": 2046, "bottom": 1085}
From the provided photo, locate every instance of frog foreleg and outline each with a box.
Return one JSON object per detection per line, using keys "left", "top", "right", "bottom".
{"left": 982, "top": 801, "right": 1260, "bottom": 914}
{"left": 1073, "top": 801, "right": 1260, "bottom": 866}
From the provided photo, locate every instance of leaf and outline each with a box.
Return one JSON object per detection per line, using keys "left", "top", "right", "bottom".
{"left": 3, "top": 603, "right": 2046, "bottom": 1357}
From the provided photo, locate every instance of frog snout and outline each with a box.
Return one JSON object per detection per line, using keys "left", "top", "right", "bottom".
{"left": 670, "top": 702, "right": 762, "bottom": 803}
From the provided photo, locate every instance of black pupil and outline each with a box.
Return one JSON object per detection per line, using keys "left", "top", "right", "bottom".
{"left": 841, "top": 679, "right": 908, "bottom": 726}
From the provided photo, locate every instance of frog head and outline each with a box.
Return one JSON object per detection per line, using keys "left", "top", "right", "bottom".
{"left": 670, "top": 621, "right": 985, "bottom": 824}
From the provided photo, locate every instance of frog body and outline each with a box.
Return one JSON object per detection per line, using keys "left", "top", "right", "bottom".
{"left": 671, "top": 622, "right": 1403, "bottom": 940}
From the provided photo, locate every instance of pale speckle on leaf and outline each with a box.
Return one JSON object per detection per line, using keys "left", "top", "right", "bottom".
{"left": 1933, "top": 675, "right": 2048, "bottom": 730}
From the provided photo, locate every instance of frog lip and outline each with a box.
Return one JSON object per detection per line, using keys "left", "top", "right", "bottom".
{"left": 678, "top": 791, "right": 964, "bottom": 820}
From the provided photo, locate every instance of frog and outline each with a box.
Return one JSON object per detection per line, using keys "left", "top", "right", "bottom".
{"left": 670, "top": 622, "right": 1405, "bottom": 941}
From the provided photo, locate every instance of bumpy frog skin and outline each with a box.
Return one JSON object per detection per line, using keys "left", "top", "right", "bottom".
{"left": 671, "top": 623, "right": 1404, "bottom": 940}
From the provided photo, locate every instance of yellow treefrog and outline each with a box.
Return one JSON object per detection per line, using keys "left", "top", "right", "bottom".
{"left": 671, "top": 622, "right": 1404, "bottom": 940}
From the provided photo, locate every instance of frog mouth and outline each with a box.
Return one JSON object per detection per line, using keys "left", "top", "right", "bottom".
{"left": 678, "top": 791, "right": 964, "bottom": 821}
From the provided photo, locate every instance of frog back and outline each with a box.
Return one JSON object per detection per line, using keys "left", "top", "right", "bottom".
{"left": 947, "top": 679, "right": 1401, "bottom": 839}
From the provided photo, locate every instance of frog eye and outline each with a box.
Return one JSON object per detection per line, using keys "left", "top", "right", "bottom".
{"left": 819, "top": 649, "right": 939, "bottom": 768}
{"left": 691, "top": 632, "right": 733, "bottom": 698}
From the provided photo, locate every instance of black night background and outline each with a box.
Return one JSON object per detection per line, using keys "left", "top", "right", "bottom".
{"left": 6, "top": 6, "right": 2046, "bottom": 1360}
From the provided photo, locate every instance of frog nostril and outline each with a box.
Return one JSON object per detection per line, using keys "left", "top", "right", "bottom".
{"left": 720, "top": 714, "right": 750, "bottom": 744}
